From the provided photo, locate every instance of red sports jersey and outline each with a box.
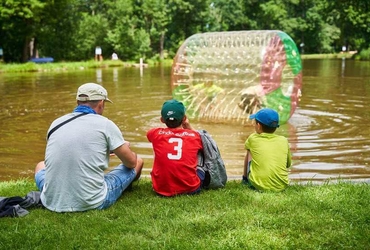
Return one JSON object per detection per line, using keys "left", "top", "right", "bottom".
{"left": 147, "top": 127, "right": 203, "bottom": 196}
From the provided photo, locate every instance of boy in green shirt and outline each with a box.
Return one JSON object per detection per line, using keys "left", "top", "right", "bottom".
{"left": 242, "top": 108, "right": 292, "bottom": 191}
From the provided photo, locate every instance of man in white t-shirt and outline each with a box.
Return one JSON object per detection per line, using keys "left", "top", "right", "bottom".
{"left": 35, "top": 83, "right": 143, "bottom": 212}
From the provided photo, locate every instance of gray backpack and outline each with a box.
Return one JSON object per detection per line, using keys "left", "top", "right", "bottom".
{"left": 197, "top": 130, "right": 227, "bottom": 189}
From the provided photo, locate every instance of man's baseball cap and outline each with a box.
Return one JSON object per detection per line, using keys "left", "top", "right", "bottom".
{"left": 250, "top": 108, "right": 280, "bottom": 128}
{"left": 161, "top": 99, "right": 185, "bottom": 121}
{"left": 76, "top": 83, "right": 113, "bottom": 103}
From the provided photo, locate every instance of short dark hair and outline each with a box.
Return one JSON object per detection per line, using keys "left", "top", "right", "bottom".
{"left": 165, "top": 119, "right": 182, "bottom": 128}
{"left": 256, "top": 120, "right": 277, "bottom": 133}
{"left": 77, "top": 100, "right": 101, "bottom": 107}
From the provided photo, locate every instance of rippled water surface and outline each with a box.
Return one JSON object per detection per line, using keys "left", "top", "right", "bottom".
{"left": 1, "top": 59, "right": 370, "bottom": 183}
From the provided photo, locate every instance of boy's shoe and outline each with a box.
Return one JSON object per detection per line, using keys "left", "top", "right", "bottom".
{"left": 241, "top": 175, "right": 249, "bottom": 185}
{"left": 241, "top": 176, "right": 257, "bottom": 190}
{"left": 126, "top": 182, "right": 133, "bottom": 191}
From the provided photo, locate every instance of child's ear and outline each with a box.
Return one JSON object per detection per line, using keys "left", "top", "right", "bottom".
{"left": 160, "top": 117, "right": 165, "bottom": 123}
{"left": 256, "top": 122, "right": 262, "bottom": 132}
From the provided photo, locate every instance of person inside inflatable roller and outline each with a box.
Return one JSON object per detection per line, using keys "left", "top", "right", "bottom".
{"left": 238, "top": 85, "right": 264, "bottom": 115}
{"left": 191, "top": 78, "right": 224, "bottom": 102}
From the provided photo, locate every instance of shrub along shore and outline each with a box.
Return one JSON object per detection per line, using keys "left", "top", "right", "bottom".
{"left": 0, "top": 178, "right": 369, "bottom": 249}
{"left": 0, "top": 53, "right": 357, "bottom": 74}
{"left": 0, "top": 59, "right": 172, "bottom": 73}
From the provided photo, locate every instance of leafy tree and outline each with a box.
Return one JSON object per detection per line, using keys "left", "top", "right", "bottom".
{"left": 323, "top": 0, "right": 370, "bottom": 51}
{"left": 298, "top": 2, "right": 336, "bottom": 53}
{"left": 104, "top": 0, "right": 142, "bottom": 60}
{"left": 208, "top": 0, "right": 247, "bottom": 31}
{"left": 133, "top": 0, "right": 171, "bottom": 59}
{"left": 0, "top": 0, "right": 46, "bottom": 62}
{"left": 36, "top": 0, "right": 83, "bottom": 61}
{"left": 74, "top": 13, "right": 110, "bottom": 60}
{"left": 1, "top": 0, "right": 370, "bottom": 62}
{"left": 258, "top": 0, "right": 306, "bottom": 47}
{"left": 166, "top": 0, "right": 212, "bottom": 57}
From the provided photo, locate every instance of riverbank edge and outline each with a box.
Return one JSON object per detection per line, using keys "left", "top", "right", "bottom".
{"left": 0, "top": 53, "right": 359, "bottom": 74}
{"left": 0, "top": 59, "right": 173, "bottom": 74}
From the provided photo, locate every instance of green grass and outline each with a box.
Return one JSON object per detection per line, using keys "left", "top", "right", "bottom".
{"left": 0, "top": 60, "right": 132, "bottom": 73}
{"left": 358, "top": 48, "right": 370, "bottom": 60}
{"left": 0, "top": 179, "right": 369, "bottom": 249}
{"left": 301, "top": 53, "right": 356, "bottom": 59}
{"left": 0, "top": 59, "right": 173, "bottom": 73}
{"left": 0, "top": 53, "right": 360, "bottom": 74}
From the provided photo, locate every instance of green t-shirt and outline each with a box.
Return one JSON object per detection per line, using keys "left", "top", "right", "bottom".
{"left": 245, "top": 132, "right": 292, "bottom": 191}
{"left": 193, "top": 83, "right": 223, "bottom": 99}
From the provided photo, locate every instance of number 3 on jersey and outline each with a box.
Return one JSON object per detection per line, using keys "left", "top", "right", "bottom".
{"left": 167, "top": 138, "right": 183, "bottom": 160}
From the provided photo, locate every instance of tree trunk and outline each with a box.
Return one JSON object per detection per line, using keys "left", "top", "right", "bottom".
{"left": 32, "top": 37, "right": 38, "bottom": 58}
{"left": 159, "top": 32, "right": 164, "bottom": 60}
{"left": 22, "top": 38, "right": 31, "bottom": 62}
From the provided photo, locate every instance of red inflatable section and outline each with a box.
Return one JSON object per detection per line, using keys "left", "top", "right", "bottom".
{"left": 260, "top": 35, "right": 286, "bottom": 94}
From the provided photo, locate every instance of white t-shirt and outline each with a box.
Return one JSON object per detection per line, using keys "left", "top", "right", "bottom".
{"left": 41, "top": 113, "right": 125, "bottom": 212}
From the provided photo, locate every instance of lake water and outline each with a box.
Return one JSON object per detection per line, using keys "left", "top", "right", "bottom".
{"left": 1, "top": 59, "right": 370, "bottom": 183}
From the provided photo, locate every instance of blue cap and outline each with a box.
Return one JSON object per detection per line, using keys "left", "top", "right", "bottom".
{"left": 250, "top": 108, "right": 280, "bottom": 128}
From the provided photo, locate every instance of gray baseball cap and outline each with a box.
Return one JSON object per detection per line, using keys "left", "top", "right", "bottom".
{"left": 76, "top": 83, "right": 113, "bottom": 103}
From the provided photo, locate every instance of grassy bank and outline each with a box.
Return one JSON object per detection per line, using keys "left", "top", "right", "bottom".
{"left": 0, "top": 53, "right": 358, "bottom": 74}
{"left": 0, "top": 59, "right": 174, "bottom": 73}
{"left": 0, "top": 179, "right": 369, "bottom": 249}
{"left": 301, "top": 52, "right": 356, "bottom": 59}
{"left": 0, "top": 60, "right": 126, "bottom": 73}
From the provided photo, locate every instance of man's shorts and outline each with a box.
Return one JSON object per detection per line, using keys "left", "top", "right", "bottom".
{"left": 35, "top": 164, "right": 136, "bottom": 210}
{"left": 35, "top": 168, "right": 46, "bottom": 192}
{"left": 98, "top": 164, "right": 136, "bottom": 209}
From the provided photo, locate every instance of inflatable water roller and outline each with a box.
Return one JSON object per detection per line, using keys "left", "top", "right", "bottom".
{"left": 171, "top": 30, "right": 302, "bottom": 125}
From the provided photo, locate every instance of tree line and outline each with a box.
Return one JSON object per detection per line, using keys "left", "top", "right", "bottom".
{"left": 0, "top": 0, "right": 369, "bottom": 63}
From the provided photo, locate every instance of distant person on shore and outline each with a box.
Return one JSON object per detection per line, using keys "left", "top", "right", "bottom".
{"left": 35, "top": 83, "right": 143, "bottom": 212}
{"left": 0, "top": 47, "right": 3, "bottom": 61}
{"left": 146, "top": 100, "right": 205, "bottom": 197}
{"left": 242, "top": 108, "right": 291, "bottom": 191}
{"left": 111, "top": 52, "right": 118, "bottom": 60}
{"left": 95, "top": 46, "right": 103, "bottom": 61}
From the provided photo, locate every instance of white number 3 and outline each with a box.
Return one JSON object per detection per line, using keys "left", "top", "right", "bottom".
{"left": 167, "top": 138, "right": 183, "bottom": 160}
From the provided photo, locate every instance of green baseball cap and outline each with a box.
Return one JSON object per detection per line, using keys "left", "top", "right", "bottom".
{"left": 161, "top": 100, "right": 185, "bottom": 121}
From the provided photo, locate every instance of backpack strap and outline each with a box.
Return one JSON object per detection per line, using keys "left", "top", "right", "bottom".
{"left": 47, "top": 113, "right": 88, "bottom": 140}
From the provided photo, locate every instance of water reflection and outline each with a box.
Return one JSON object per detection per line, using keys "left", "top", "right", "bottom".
{"left": 96, "top": 68, "right": 102, "bottom": 83}
{"left": 341, "top": 58, "right": 346, "bottom": 77}
{"left": 0, "top": 59, "right": 370, "bottom": 183}
{"left": 113, "top": 68, "right": 118, "bottom": 83}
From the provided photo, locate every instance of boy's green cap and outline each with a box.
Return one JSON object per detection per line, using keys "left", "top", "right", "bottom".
{"left": 161, "top": 100, "right": 185, "bottom": 121}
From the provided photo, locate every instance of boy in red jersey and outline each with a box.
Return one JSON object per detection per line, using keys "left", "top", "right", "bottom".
{"left": 147, "top": 100, "right": 204, "bottom": 197}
